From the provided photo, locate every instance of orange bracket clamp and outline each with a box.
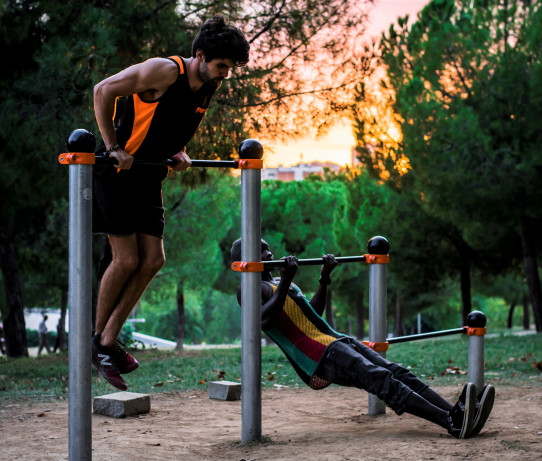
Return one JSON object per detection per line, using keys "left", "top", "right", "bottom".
{"left": 58, "top": 152, "right": 96, "bottom": 165}
{"left": 231, "top": 261, "right": 264, "bottom": 272}
{"left": 466, "top": 327, "right": 486, "bottom": 336}
{"left": 362, "top": 341, "right": 389, "bottom": 352}
{"left": 363, "top": 254, "right": 389, "bottom": 264}
{"left": 237, "top": 159, "right": 263, "bottom": 170}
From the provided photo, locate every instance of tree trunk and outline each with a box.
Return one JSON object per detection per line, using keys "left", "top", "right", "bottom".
{"left": 0, "top": 232, "right": 28, "bottom": 358}
{"left": 522, "top": 293, "right": 530, "bottom": 330}
{"left": 355, "top": 289, "right": 364, "bottom": 339}
{"left": 507, "top": 298, "right": 517, "bottom": 329}
{"left": 325, "top": 288, "right": 334, "bottom": 329}
{"left": 460, "top": 259, "right": 472, "bottom": 325}
{"left": 519, "top": 216, "right": 542, "bottom": 332}
{"left": 393, "top": 292, "right": 404, "bottom": 337}
{"left": 56, "top": 287, "right": 68, "bottom": 351}
{"left": 176, "top": 279, "right": 185, "bottom": 351}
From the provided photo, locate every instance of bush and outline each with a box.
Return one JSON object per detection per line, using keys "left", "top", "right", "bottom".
{"left": 25, "top": 329, "right": 56, "bottom": 347}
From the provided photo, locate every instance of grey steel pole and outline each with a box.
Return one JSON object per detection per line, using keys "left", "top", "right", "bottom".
{"left": 367, "top": 236, "right": 389, "bottom": 416}
{"left": 64, "top": 129, "right": 96, "bottom": 460}
{"left": 239, "top": 140, "right": 264, "bottom": 444}
{"left": 466, "top": 311, "right": 486, "bottom": 391}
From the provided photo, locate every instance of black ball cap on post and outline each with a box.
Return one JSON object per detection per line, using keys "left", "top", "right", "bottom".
{"left": 466, "top": 310, "right": 487, "bottom": 328}
{"left": 66, "top": 129, "right": 96, "bottom": 153}
{"left": 367, "top": 236, "right": 389, "bottom": 255}
{"left": 238, "top": 139, "right": 264, "bottom": 159}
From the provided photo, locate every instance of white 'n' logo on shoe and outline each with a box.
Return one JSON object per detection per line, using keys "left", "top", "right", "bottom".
{"left": 98, "top": 353, "right": 112, "bottom": 367}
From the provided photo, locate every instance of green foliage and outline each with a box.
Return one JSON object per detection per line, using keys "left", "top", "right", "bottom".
{"left": 376, "top": 0, "right": 542, "bottom": 247}
{"left": 24, "top": 330, "right": 56, "bottom": 348}
{"left": 350, "top": 0, "right": 542, "bottom": 328}
{"left": 261, "top": 177, "right": 347, "bottom": 289}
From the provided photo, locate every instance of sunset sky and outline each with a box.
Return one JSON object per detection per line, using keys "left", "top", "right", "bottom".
{"left": 265, "top": 0, "right": 430, "bottom": 168}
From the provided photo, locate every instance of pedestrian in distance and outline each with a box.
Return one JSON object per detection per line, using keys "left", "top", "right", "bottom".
{"left": 38, "top": 315, "right": 52, "bottom": 357}
{"left": 91, "top": 15, "right": 250, "bottom": 391}
{"left": 231, "top": 238, "right": 495, "bottom": 439}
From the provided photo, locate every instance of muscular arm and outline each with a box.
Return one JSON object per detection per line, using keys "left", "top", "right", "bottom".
{"left": 93, "top": 58, "right": 179, "bottom": 168}
{"left": 309, "top": 254, "right": 338, "bottom": 317}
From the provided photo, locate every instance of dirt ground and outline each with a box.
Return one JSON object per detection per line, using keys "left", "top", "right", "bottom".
{"left": 1, "top": 384, "right": 541, "bottom": 461}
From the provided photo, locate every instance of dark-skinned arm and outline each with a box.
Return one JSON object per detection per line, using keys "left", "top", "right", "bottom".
{"left": 261, "top": 256, "right": 298, "bottom": 330}
{"left": 309, "top": 254, "right": 338, "bottom": 317}
{"left": 236, "top": 256, "right": 298, "bottom": 330}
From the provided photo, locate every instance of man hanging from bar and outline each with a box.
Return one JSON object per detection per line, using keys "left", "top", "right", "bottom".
{"left": 91, "top": 15, "right": 250, "bottom": 391}
{"left": 231, "top": 238, "right": 495, "bottom": 439}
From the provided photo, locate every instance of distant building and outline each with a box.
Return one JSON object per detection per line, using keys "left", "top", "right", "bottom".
{"left": 262, "top": 161, "right": 343, "bottom": 182}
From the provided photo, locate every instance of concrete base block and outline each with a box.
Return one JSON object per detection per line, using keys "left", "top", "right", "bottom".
{"left": 93, "top": 391, "right": 151, "bottom": 418}
{"left": 209, "top": 380, "right": 242, "bottom": 401}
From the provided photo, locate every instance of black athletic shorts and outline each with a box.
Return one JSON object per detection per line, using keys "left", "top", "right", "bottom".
{"left": 93, "top": 162, "right": 169, "bottom": 238}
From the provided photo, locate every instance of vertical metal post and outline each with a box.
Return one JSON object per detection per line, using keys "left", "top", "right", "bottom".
{"left": 466, "top": 311, "right": 486, "bottom": 391}
{"left": 239, "top": 140, "right": 263, "bottom": 444}
{"left": 367, "top": 236, "right": 389, "bottom": 416}
{"left": 62, "top": 129, "right": 95, "bottom": 461}
{"left": 68, "top": 166, "right": 93, "bottom": 460}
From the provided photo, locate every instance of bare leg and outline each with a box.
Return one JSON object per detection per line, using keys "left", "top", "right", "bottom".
{"left": 95, "top": 234, "right": 139, "bottom": 336}
{"left": 97, "top": 233, "right": 165, "bottom": 348}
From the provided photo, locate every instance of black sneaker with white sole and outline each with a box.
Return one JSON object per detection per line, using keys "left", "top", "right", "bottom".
{"left": 469, "top": 384, "right": 495, "bottom": 437}
{"left": 446, "top": 382, "right": 477, "bottom": 439}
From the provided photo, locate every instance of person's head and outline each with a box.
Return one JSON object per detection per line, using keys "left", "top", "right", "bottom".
{"left": 230, "top": 238, "right": 272, "bottom": 262}
{"left": 192, "top": 15, "right": 249, "bottom": 85}
{"left": 192, "top": 15, "right": 249, "bottom": 66}
{"left": 43, "top": 315, "right": 48, "bottom": 321}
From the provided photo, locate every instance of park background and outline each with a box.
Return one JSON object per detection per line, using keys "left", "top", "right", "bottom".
{"left": 1, "top": 0, "right": 541, "bottom": 358}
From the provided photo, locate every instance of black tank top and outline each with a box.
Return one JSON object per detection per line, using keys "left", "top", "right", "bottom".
{"left": 115, "top": 56, "right": 217, "bottom": 162}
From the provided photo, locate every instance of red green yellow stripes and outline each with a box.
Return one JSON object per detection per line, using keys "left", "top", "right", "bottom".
{"left": 264, "top": 283, "right": 342, "bottom": 385}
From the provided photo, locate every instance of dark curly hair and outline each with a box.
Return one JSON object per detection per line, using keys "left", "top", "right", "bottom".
{"left": 192, "top": 14, "right": 250, "bottom": 67}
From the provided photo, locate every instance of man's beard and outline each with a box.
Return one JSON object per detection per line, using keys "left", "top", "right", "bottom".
{"left": 198, "top": 63, "right": 223, "bottom": 86}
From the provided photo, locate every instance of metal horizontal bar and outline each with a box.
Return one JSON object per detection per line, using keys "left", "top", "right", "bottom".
{"left": 262, "top": 255, "right": 366, "bottom": 268}
{"left": 387, "top": 327, "right": 466, "bottom": 344}
{"left": 94, "top": 154, "right": 239, "bottom": 168}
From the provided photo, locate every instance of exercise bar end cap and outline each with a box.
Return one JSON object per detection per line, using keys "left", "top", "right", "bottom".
{"left": 66, "top": 129, "right": 96, "bottom": 153}
{"left": 238, "top": 139, "right": 263, "bottom": 159}
{"left": 367, "top": 236, "right": 389, "bottom": 255}
{"left": 466, "top": 310, "right": 487, "bottom": 328}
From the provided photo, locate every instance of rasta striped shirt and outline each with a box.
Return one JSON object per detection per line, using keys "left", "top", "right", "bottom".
{"left": 263, "top": 281, "right": 344, "bottom": 389}
{"left": 114, "top": 56, "right": 216, "bottom": 163}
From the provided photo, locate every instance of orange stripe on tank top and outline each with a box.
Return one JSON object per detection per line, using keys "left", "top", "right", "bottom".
{"left": 168, "top": 56, "right": 185, "bottom": 74}
{"left": 124, "top": 94, "right": 158, "bottom": 155}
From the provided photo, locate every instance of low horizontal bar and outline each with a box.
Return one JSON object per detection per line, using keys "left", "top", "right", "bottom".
{"left": 262, "top": 255, "right": 367, "bottom": 268}
{"left": 94, "top": 154, "right": 239, "bottom": 168}
{"left": 387, "top": 327, "right": 466, "bottom": 344}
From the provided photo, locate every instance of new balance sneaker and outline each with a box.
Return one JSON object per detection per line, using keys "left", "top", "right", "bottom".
{"left": 92, "top": 334, "right": 127, "bottom": 391}
{"left": 113, "top": 341, "right": 139, "bottom": 374}
{"left": 469, "top": 384, "right": 495, "bottom": 437}
{"left": 446, "top": 383, "right": 477, "bottom": 439}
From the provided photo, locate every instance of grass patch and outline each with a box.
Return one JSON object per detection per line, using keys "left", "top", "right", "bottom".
{"left": 0, "top": 333, "right": 540, "bottom": 404}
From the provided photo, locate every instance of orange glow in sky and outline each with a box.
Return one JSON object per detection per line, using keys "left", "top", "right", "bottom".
{"left": 265, "top": 0, "right": 430, "bottom": 168}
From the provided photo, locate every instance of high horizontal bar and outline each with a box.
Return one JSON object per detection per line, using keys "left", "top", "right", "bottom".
{"left": 94, "top": 153, "right": 239, "bottom": 168}
{"left": 387, "top": 327, "right": 466, "bottom": 344}
{"left": 262, "top": 255, "right": 367, "bottom": 268}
